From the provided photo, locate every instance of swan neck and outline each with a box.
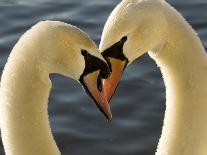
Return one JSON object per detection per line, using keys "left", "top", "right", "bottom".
{"left": 152, "top": 7, "right": 207, "bottom": 154}
{"left": 0, "top": 55, "right": 60, "bottom": 155}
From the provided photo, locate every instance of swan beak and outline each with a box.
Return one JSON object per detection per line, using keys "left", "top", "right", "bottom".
{"left": 102, "top": 58, "right": 127, "bottom": 101}
{"left": 81, "top": 70, "right": 112, "bottom": 121}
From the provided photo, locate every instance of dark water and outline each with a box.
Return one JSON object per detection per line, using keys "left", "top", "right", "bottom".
{"left": 0, "top": 0, "right": 206, "bottom": 155}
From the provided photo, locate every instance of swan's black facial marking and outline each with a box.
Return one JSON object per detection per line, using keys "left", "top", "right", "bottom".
{"left": 81, "top": 49, "right": 88, "bottom": 56}
{"left": 80, "top": 49, "right": 111, "bottom": 91}
{"left": 102, "top": 36, "right": 129, "bottom": 71}
{"left": 120, "top": 36, "right": 127, "bottom": 42}
{"left": 80, "top": 49, "right": 111, "bottom": 79}
{"left": 102, "top": 36, "right": 128, "bottom": 61}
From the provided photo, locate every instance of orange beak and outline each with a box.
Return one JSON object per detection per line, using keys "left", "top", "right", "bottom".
{"left": 81, "top": 70, "right": 112, "bottom": 121}
{"left": 102, "top": 57, "right": 128, "bottom": 101}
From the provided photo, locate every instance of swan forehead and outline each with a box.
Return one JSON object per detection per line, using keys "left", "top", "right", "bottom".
{"left": 99, "top": 0, "right": 140, "bottom": 52}
{"left": 34, "top": 21, "right": 111, "bottom": 65}
{"left": 31, "top": 21, "right": 105, "bottom": 79}
{"left": 34, "top": 21, "right": 96, "bottom": 49}
{"left": 51, "top": 22, "right": 106, "bottom": 62}
{"left": 100, "top": 0, "right": 165, "bottom": 52}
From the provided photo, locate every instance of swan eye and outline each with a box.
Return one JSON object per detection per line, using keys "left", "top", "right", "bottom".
{"left": 81, "top": 49, "right": 88, "bottom": 56}
{"left": 120, "top": 36, "right": 127, "bottom": 42}
{"left": 102, "top": 36, "right": 128, "bottom": 61}
{"left": 80, "top": 51, "right": 110, "bottom": 78}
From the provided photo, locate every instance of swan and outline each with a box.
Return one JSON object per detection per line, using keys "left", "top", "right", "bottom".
{"left": 99, "top": 0, "right": 207, "bottom": 154}
{"left": 0, "top": 20, "right": 112, "bottom": 155}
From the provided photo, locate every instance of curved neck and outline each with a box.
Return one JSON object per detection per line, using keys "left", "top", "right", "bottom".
{"left": 150, "top": 5, "right": 207, "bottom": 155}
{"left": 0, "top": 54, "right": 60, "bottom": 155}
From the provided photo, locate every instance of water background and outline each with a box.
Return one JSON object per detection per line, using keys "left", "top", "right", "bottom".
{"left": 0, "top": 0, "right": 207, "bottom": 154}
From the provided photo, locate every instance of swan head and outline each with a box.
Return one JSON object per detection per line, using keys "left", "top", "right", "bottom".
{"left": 27, "top": 21, "right": 112, "bottom": 120}
{"left": 99, "top": 0, "right": 167, "bottom": 100}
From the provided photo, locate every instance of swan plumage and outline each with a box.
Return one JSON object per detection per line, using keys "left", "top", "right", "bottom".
{"left": 0, "top": 20, "right": 111, "bottom": 155}
{"left": 100, "top": 0, "right": 207, "bottom": 154}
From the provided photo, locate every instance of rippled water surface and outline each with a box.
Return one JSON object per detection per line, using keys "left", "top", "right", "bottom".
{"left": 0, "top": 0, "right": 207, "bottom": 155}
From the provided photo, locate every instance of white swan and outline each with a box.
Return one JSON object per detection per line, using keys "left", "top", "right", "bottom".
{"left": 99, "top": 0, "right": 207, "bottom": 154}
{"left": 0, "top": 21, "right": 112, "bottom": 155}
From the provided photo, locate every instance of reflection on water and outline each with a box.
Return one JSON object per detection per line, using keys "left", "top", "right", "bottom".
{"left": 0, "top": 0, "right": 206, "bottom": 154}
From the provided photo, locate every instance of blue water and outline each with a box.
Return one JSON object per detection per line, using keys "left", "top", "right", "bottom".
{"left": 0, "top": 0, "right": 206, "bottom": 155}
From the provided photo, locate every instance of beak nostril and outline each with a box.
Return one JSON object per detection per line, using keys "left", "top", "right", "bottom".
{"left": 97, "top": 74, "right": 102, "bottom": 92}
